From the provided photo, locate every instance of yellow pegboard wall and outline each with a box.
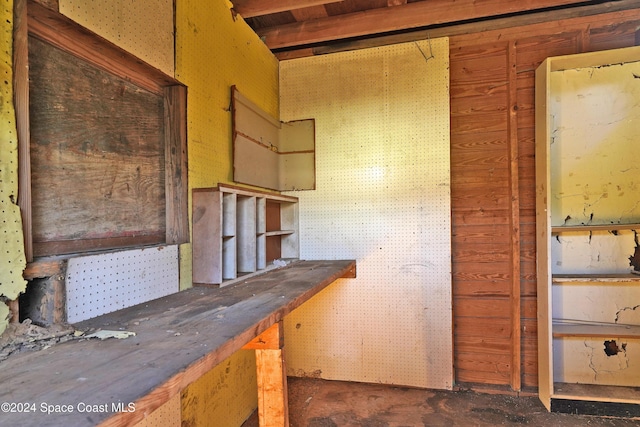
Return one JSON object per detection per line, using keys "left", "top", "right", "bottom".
{"left": 60, "top": 0, "right": 174, "bottom": 76}
{"left": 176, "top": 0, "right": 278, "bottom": 190}
{"left": 280, "top": 38, "right": 453, "bottom": 389}
{"left": 134, "top": 393, "right": 181, "bottom": 427}
{"left": 181, "top": 351, "right": 257, "bottom": 427}
{"left": 175, "top": 0, "right": 277, "bottom": 424}
{"left": 0, "top": 0, "right": 27, "bottom": 332}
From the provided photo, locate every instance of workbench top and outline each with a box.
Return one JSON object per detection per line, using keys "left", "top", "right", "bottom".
{"left": 0, "top": 260, "right": 356, "bottom": 427}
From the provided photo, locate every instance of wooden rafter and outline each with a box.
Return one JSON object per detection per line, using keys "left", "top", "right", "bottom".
{"left": 231, "top": 0, "right": 344, "bottom": 18}
{"left": 291, "top": 6, "right": 329, "bottom": 21}
{"left": 257, "top": 0, "right": 611, "bottom": 49}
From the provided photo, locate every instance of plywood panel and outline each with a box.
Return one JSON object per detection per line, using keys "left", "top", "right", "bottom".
{"left": 280, "top": 38, "right": 452, "bottom": 389}
{"left": 29, "top": 36, "right": 166, "bottom": 255}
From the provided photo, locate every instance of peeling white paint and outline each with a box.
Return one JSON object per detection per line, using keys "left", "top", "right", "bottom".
{"left": 550, "top": 58, "right": 640, "bottom": 387}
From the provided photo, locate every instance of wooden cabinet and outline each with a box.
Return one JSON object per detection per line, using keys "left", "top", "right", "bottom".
{"left": 535, "top": 46, "right": 640, "bottom": 414}
{"left": 193, "top": 184, "right": 299, "bottom": 286}
{"left": 232, "top": 86, "right": 316, "bottom": 191}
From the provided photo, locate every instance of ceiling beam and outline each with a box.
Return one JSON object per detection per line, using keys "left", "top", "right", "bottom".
{"left": 231, "top": 0, "right": 344, "bottom": 18}
{"left": 258, "top": 0, "right": 615, "bottom": 49}
{"left": 291, "top": 6, "right": 328, "bottom": 21}
{"left": 276, "top": 0, "right": 640, "bottom": 59}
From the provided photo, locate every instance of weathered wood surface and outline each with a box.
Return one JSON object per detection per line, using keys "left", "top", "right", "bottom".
{"left": 0, "top": 260, "right": 355, "bottom": 427}
{"left": 20, "top": 1, "right": 188, "bottom": 258}
{"left": 29, "top": 35, "right": 166, "bottom": 256}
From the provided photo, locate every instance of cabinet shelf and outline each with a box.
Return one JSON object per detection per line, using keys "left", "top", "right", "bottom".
{"left": 551, "top": 223, "right": 640, "bottom": 233}
{"left": 552, "top": 274, "right": 640, "bottom": 283}
{"left": 265, "top": 230, "right": 296, "bottom": 237}
{"left": 552, "top": 322, "right": 640, "bottom": 339}
{"left": 552, "top": 383, "right": 640, "bottom": 409}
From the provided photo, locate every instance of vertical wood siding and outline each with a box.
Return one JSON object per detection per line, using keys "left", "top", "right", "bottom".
{"left": 450, "top": 9, "right": 640, "bottom": 390}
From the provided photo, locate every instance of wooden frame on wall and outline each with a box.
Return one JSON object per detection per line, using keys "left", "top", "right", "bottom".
{"left": 14, "top": 0, "right": 188, "bottom": 261}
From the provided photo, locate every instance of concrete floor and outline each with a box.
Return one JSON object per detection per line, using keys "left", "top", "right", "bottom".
{"left": 243, "top": 378, "right": 640, "bottom": 426}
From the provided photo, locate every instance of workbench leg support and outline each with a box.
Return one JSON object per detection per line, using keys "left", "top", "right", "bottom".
{"left": 243, "top": 322, "right": 289, "bottom": 427}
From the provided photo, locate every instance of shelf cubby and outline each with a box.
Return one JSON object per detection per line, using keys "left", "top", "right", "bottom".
{"left": 193, "top": 184, "right": 299, "bottom": 286}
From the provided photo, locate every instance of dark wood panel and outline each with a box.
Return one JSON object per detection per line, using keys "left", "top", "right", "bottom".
{"left": 452, "top": 209, "right": 510, "bottom": 226}
{"left": 450, "top": 151, "right": 509, "bottom": 171}
{"left": 451, "top": 224, "right": 510, "bottom": 244}
{"left": 451, "top": 189, "right": 511, "bottom": 210}
{"left": 450, "top": 111, "right": 508, "bottom": 134}
{"left": 450, "top": 92, "right": 508, "bottom": 115}
{"left": 588, "top": 20, "right": 640, "bottom": 51}
{"left": 520, "top": 296, "right": 537, "bottom": 319}
{"left": 454, "top": 276, "right": 513, "bottom": 296}
{"left": 450, "top": 128, "right": 507, "bottom": 149}
{"left": 452, "top": 245, "right": 511, "bottom": 264}
{"left": 29, "top": 36, "right": 166, "bottom": 255}
{"left": 454, "top": 281, "right": 510, "bottom": 298}
{"left": 454, "top": 335, "right": 512, "bottom": 355}
{"left": 164, "top": 85, "right": 189, "bottom": 245}
{"left": 454, "top": 296, "right": 512, "bottom": 318}
{"left": 515, "top": 32, "right": 580, "bottom": 71}
{"left": 452, "top": 260, "right": 511, "bottom": 278}
{"left": 457, "top": 368, "right": 512, "bottom": 386}
{"left": 456, "top": 351, "right": 512, "bottom": 375}
{"left": 455, "top": 316, "right": 512, "bottom": 338}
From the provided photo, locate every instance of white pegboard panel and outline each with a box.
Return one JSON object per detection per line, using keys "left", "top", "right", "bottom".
{"left": 280, "top": 38, "right": 452, "bottom": 389}
{"left": 66, "top": 246, "right": 179, "bottom": 323}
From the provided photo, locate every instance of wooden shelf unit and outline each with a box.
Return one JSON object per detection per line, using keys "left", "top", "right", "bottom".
{"left": 535, "top": 46, "right": 640, "bottom": 414}
{"left": 193, "top": 184, "right": 299, "bottom": 286}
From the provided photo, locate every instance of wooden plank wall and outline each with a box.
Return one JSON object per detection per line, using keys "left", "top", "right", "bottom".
{"left": 450, "top": 9, "right": 640, "bottom": 390}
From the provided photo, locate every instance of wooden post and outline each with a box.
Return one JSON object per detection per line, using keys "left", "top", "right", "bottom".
{"left": 243, "top": 322, "right": 289, "bottom": 427}
{"left": 507, "top": 40, "right": 522, "bottom": 392}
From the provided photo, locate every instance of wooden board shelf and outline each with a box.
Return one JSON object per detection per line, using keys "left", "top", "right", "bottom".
{"left": 0, "top": 260, "right": 356, "bottom": 427}
{"left": 265, "top": 230, "right": 296, "bottom": 237}
{"left": 552, "top": 323, "right": 640, "bottom": 339}
{"left": 551, "top": 223, "right": 640, "bottom": 233}
{"left": 553, "top": 383, "right": 640, "bottom": 405}
{"left": 552, "top": 274, "right": 640, "bottom": 283}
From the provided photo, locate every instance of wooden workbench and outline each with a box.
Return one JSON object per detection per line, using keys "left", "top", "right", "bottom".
{"left": 0, "top": 260, "right": 356, "bottom": 427}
